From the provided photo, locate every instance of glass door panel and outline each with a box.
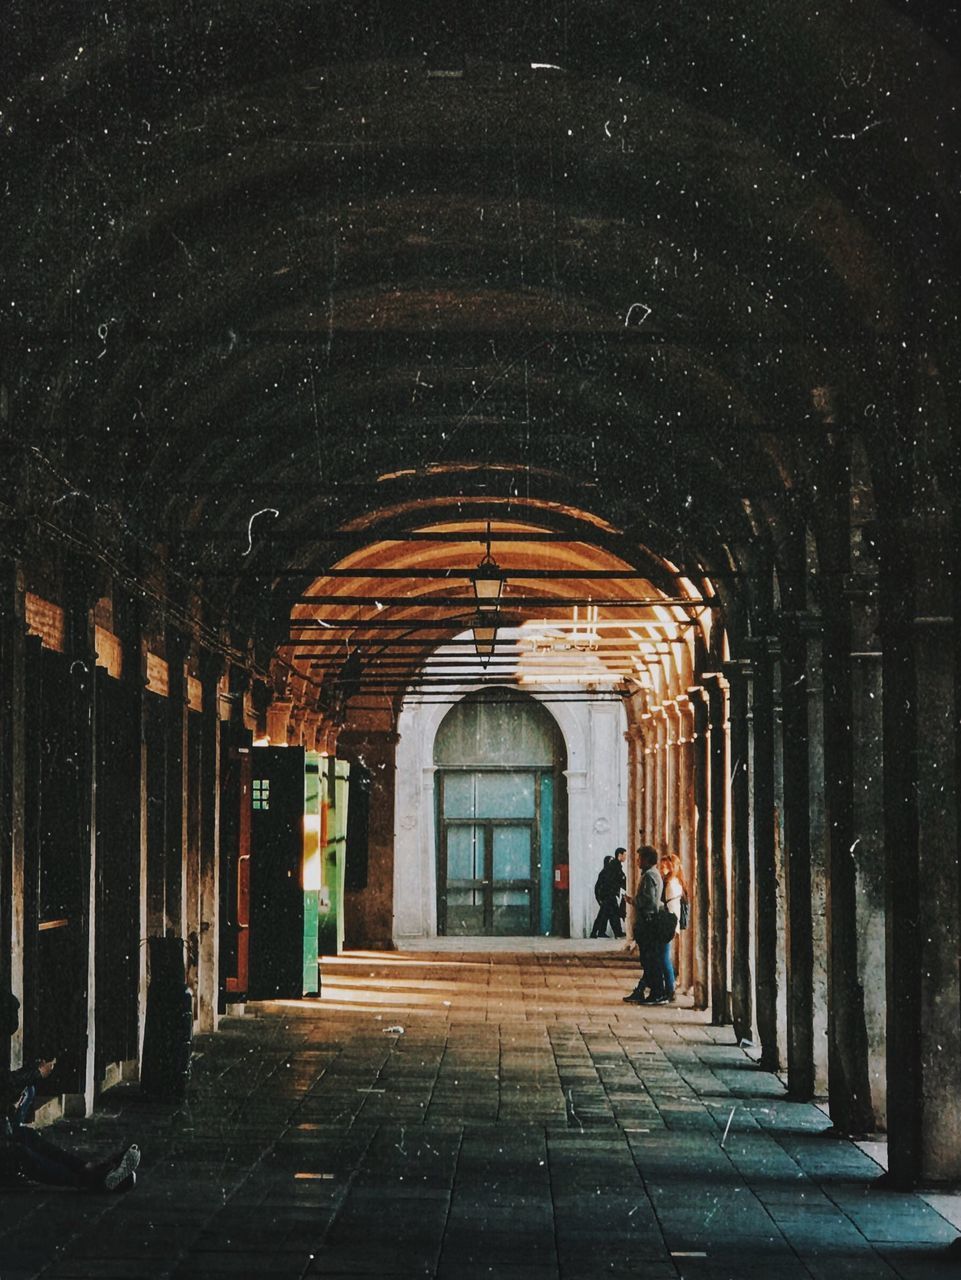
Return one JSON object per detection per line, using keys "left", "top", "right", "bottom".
{"left": 491, "top": 824, "right": 533, "bottom": 935}
{"left": 443, "top": 823, "right": 486, "bottom": 936}
{"left": 492, "top": 824, "right": 532, "bottom": 879}
{"left": 447, "top": 823, "right": 484, "bottom": 880}
{"left": 442, "top": 771, "right": 475, "bottom": 818}
{"left": 475, "top": 772, "right": 536, "bottom": 819}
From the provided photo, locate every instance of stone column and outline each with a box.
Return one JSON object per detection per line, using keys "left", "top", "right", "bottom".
{"left": 640, "top": 713, "right": 655, "bottom": 844}
{"left": 625, "top": 725, "right": 643, "bottom": 855}
{"left": 676, "top": 697, "right": 697, "bottom": 996}
{"left": 881, "top": 510, "right": 960, "bottom": 1183}
{"left": 804, "top": 612, "right": 830, "bottom": 1100}
{"left": 112, "top": 588, "right": 149, "bottom": 1065}
{"left": 706, "top": 675, "right": 732, "bottom": 1026}
{"left": 164, "top": 627, "right": 189, "bottom": 941}
{"left": 0, "top": 563, "right": 27, "bottom": 1070}
{"left": 750, "top": 638, "right": 784, "bottom": 1072}
{"left": 65, "top": 566, "right": 99, "bottom": 1112}
{"left": 303, "top": 712, "right": 321, "bottom": 753}
{"left": 726, "top": 661, "right": 755, "bottom": 1046}
{"left": 665, "top": 702, "right": 682, "bottom": 856}
{"left": 197, "top": 652, "right": 223, "bottom": 1033}
{"left": 660, "top": 706, "right": 672, "bottom": 851}
{"left": 663, "top": 701, "right": 683, "bottom": 984}
{"left": 819, "top": 442, "right": 885, "bottom": 1137}
{"left": 624, "top": 723, "right": 644, "bottom": 942}
{"left": 848, "top": 607, "right": 885, "bottom": 1122}
{"left": 779, "top": 608, "right": 817, "bottom": 1101}
{"left": 266, "top": 698, "right": 292, "bottom": 746}
{"left": 689, "top": 686, "right": 711, "bottom": 1011}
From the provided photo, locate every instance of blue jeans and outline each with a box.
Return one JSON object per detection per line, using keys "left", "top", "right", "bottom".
{"left": 660, "top": 941, "right": 676, "bottom": 999}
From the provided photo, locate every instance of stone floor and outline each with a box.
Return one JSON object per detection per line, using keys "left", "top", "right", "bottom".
{"left": 3, "top": 946, "right": 960, "bottom": 1279}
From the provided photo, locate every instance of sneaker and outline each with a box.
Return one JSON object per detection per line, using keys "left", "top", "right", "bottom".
{"left": 622, "top": 991, "right": 646, "bottom": 1004}
{"left": 114, "top": 1170, "right": 137, "bottom": 1193}
{"left": 103, "top": 1144, "right": 141, "bottom": 1192}
{"left": 646, "top": 996, "right": 669, "bottom": 1006}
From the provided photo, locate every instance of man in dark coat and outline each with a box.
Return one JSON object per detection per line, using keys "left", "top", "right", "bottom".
{"left": 1, "top": 990, "right": 140, "bottom": 1191}
{"left": 590, "top": 847, "right": 627, "bottom": 938}
{"left": 621, "top": 846, "right": 667, "bottom": 1004}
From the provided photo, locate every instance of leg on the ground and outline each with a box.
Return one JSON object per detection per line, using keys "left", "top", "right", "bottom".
{"left": 10, "top": 1126, "right": 91, "bottom": 1188}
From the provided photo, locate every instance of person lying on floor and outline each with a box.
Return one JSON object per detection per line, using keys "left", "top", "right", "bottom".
{"left": 1, "top": 991, "right": 139, "bottom": 1192}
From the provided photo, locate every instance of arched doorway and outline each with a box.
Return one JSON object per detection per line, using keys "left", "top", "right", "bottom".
{"left": 434, "top": 689, "right": 568, "bottom": 937}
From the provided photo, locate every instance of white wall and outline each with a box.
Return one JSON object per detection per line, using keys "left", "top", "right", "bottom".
{"left": 392, "top": 680, "right": 629, "bottom": 943}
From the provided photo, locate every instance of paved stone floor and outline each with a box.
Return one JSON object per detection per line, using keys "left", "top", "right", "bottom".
{"left": 3, "top": 947, "right": 960, "bottom": 1279}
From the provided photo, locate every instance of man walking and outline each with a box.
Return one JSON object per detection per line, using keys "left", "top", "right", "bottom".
{"left": 590, "top": 847, "right": 627, "bottom": 939}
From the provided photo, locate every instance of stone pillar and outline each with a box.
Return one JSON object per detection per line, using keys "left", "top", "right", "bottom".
{"left": 881, "top": 510, "right": 960, "bottom": 1183}
{"left": 303, "top": 711, "right": 321, "bottom": 753}
{"left": 65, "top": 566, "right": 99, "bottom": 1112}
{"left": 140, "top": 635, "right": 163, "bottom": 944}
{"left": 655, "top": 706, "right": 669, "bottom": 850}
{"left": 197, "top": 652, "right": 223, "bottom": 1033}
{"left": 625, "top": 725, "right": 642, "bottom": 855}
{"left": 665, "top": 702, "right": 682, "bottom": 856}
{"left": 689, "top": 686, "right": 711, "bottom": 1011}
{"left": 726, "top": 661, "right": 755, "bottom": 1046}
{"left": 779, "top": 608, "right": 817, "bottom": 1101}
{"left": 706, "top": 675, "right": 732, "bottom": 1026}
{"left": 336, "top": 728, "right": 399, "bottom": 949}
{"left": 676, "top": 697, "right": 696, "bottom": 995}
{"left": 164, "top": 627, "right": 188, "bottom": 941}
{"left": 848, "top": 613, "right": 885, "bottom": 1122}
{"left": 266, "top": 698, "right": 292, "bottom": 746}
{"left": 751, "top": 638, "right": 784, "bottom": 1072}
{"left": 640, "top": 713, "right": 655, "bottom": 843}
{"left": 820, "top": 442, "right": 885, "bottom": 1137}
{"left": 0, "top": 563, "right": 27, "bottom": 1071}
{"left": 804, "top": 610, "right": 830, "bottom": 1100}
{"left": 624, "top": 723, "right": 644, "bottom": 936}
{"left": 663, "top": 701, "right": 683, "bottom": 985}
{"left": 113, "top": 589, "right": 149, "bottom": 1066}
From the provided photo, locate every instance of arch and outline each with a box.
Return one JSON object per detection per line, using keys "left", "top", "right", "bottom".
{"left": 392, "top": 674, "right": 626, "bottom": 943}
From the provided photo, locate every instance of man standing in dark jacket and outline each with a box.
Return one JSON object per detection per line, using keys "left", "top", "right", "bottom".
{"left": 1, "top": 991, "right": 140, "bottom": 1191}
{"left": 621, "top": 846, "right": 667, "bottom": 1004}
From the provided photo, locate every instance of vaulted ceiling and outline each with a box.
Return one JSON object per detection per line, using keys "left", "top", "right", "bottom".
{"left": 3, "top": 1, "right": 958, "bottom": 709}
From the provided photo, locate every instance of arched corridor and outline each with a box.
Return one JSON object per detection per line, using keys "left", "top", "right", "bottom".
{"left": 2, "top": 0, "right": 961, "bottom": 1267}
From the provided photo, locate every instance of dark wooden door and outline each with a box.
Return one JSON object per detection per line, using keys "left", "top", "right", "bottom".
{"left": 247, "top": 746, "right": 305, "bottom": 999}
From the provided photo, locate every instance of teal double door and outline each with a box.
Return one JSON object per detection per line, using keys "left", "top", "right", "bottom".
{"left": 438, "top": 769, "right": 554, "bottom": 936}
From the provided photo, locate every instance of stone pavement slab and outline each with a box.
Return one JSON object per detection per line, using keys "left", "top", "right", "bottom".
{"left": 2, "top": 948, "right": 958, "bottom": 1279}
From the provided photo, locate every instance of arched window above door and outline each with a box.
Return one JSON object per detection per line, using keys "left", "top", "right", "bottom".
{"left": 433, "top": 687, "right": 566, "bottom": 770}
